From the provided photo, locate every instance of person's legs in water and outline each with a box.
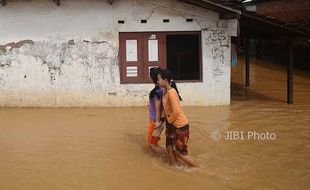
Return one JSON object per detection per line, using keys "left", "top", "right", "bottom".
{"left": 147, "top": 120, "right": 166, "bottom": 156}
{"left": 149, "top": 144, "right": 166, "bottom": 156}
{"left": 166, "top": 145, "right": 177, "bottom": 165}
{"left": 175, "top": 152, "right": 198, "bottom": 167}
{"left": 165, "top": 124, "right": 177, "bottom": 165}
{"left": 174, "top": 125, "right": 198, "bottom": 167}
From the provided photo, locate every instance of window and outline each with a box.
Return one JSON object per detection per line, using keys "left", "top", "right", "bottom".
{"left": 119, "top": 31, "right": 202, "bottom": 84}
{"left": 166, "top": 34, "right": 201, "bottom": 81}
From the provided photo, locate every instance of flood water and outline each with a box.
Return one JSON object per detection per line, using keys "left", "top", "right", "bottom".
{"left": 0, "top": 57, "right": 310, "bottom": 190}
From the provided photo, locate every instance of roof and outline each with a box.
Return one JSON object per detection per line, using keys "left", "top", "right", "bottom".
{"left": 179, "top": 0, "right": 241, "bottom": 19}
{"left": 181, "top": 0, "right": 309, "bottom": 38}
{"left": 240, "top": 11, "right": 310, "bottom": 39}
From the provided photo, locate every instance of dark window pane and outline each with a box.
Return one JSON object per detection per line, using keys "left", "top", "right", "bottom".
{"left": 166, "top": 34, "right": 200, "bottom": 80}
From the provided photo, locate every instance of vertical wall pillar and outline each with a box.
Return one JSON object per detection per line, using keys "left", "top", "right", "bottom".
{"left": 53, "top": 0, "right": 60, "bottom": 6}
{"left": 2, "top": 0, "right": 7, "bottom": 6}
{"left": 245, "top": 38, "right": 250, "bottom": 87}
{"left": 287, "top": 41, "right": 294, "bottom": 104}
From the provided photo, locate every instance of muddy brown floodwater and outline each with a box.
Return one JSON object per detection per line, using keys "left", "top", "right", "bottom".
{"left": 0, "top": 57, "right": 310, "bottom": 190}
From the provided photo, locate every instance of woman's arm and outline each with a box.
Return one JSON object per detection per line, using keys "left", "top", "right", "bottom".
{"left": 161, "top": 108, "right": 166, "bottom": 119}
{"left": 167, "top": 90, "right": 181, "bottom": 124}
{"left": 155, "top": 99, "right": 161, "bottom": 124}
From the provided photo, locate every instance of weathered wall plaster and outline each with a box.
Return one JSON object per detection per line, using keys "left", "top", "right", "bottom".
{"left": 0, "top": 0, "right": 234, "bottom": 107}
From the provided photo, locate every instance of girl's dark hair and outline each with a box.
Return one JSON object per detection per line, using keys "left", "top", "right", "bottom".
{"left": 149, "top": 67, "right": 161, "bottom": 84}
{"left": 149, "top": 67, "right": 162, "bottom": 100}
{"left": 160, "top": 69, "right": 182, "bottom": 101}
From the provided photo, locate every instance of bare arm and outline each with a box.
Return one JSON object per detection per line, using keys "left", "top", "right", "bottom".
{"left": 161, "top": 109, "right": 166, "bottom": 119}
{"left": 167, "top": 90, "right": 181, "bottom": 124}
{"left": 155, "top": 99, "right": 161, "bottom": 123}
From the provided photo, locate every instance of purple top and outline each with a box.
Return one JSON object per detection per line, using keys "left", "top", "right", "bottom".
{"left": 149, "top": 87, "right": 164, "bottom": 121}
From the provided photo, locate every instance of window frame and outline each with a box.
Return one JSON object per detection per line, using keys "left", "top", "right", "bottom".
{"left": 165, "top": 31, "right": 203, "bottom": 83}
{"left": 119, "top": 31, "right": 203, "bottom": 84}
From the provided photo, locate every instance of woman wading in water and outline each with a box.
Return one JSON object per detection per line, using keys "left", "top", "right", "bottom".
{"left": 147, "top": 67, "right": 166, "bottom": 156}
{"left": 157, "top": 69, "right": 198, "bottom": 167}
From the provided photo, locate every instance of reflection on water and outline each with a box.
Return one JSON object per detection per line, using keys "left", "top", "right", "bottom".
{"left": 0, "top": 57, "right": 309, "bottom": 190}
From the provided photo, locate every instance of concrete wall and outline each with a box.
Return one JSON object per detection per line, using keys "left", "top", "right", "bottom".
{"left": 0, "top": 0, "right": 234, "bottom": 107}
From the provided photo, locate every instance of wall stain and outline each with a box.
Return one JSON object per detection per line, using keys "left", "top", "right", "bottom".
{"left": 0, "top": 40, "right": 34, "bottom": 53}
{"left": 0, "top": 38, "right": 119, "bottom": 87}
{"left": 203, "top": 28, "right": 230, "bottom": 77}
{"left": 108, "top": 92, "right": 117, "bottom": 96}
{"left": 83, "top": 40, "right": 108, "bottom": 44}
{"left": 68, "top": 39, "right": 75, "bottom": 45}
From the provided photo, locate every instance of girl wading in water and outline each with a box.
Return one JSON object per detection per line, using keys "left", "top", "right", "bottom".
{"left": 157, "top": 69, "right": 198, "bottom": 167}
{"left": 147, "top": 67, "right": 166, "bottom": 156}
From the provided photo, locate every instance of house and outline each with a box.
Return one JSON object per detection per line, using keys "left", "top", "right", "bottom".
{"left": 0, "top": 0, "right": 239, "bottom": 107}
{"left": 223, "top": 0, "right": 310, "bottom": 104}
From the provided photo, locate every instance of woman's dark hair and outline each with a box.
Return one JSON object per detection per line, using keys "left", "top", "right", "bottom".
{"left": 159, "top": 69, "right": 182, "bottom": 101}
{"left": 149, "top": 67, "right": 161, "bottom": 84}
{"left": 149, "top": 67, "right": 162, "bottom": 100}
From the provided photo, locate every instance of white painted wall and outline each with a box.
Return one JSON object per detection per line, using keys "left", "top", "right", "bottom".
{"left": 0, "top": 0, "right": 234, "bottom": 107}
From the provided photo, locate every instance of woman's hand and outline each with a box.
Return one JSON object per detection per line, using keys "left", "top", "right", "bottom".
{"left": 155, "top": 121, "right": 162, "bottom": 129}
